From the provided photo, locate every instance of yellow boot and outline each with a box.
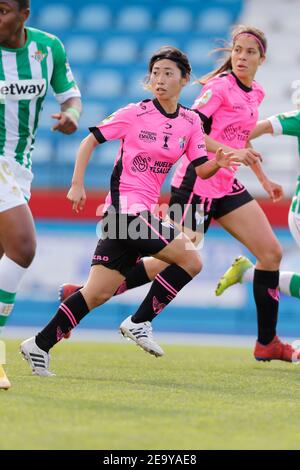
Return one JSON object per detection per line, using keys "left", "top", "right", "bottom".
{"left": 0, "top": 364, "right": 11, "bottom": 390}
{"left": 215, "top": 256, "right": 253, "bottom": 296}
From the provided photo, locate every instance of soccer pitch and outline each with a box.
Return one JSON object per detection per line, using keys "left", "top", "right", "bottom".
{"left": 2, "top": 339, "right": 300, "bottom": 450}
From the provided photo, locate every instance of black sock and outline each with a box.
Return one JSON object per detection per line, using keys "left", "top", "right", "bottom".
{"left": 114, "top": 260, "right": 151, "bottom": 296}
{"left": 36, "top": 291, "right": 90, "bottom": 352}
{"left": 253, "top": 269, "right": 279, "bottom": 345}
{"left": 131, "top": 264, "right": 193, "bottom": 323}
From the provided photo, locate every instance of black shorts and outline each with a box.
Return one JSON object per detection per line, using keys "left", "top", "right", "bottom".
{"left": 169, "top": 179, "right": 253, "bottom": 233}
{"left": 91, "top": 211, "right": 180, "bottom": 276}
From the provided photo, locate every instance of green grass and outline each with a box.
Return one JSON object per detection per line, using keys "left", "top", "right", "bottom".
{"left": 1, "top": 339, "right": 300, "bottom": 450}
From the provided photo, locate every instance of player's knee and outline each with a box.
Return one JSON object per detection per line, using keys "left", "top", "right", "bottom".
{"left": 180, "top": 253, "right": 202, "bottom": 277}
{"left": 88, "top": 291, "right": 112, "bottom": 308}
{"left": 10, "top": 238, "right": 36, "bottom": 268}
{"left": 260, "top": 242, "right": 282, "bottom": 269}
{"left": 146, "top": 258, "right": 168, "bottom": 280}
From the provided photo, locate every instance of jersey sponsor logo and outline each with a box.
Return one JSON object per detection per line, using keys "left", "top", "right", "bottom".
{"left": 165, "top": 123, "right": 172, "bottom": 129}
{"left": 149, "top": 160, "right": 172, "bottom": 174}
{"left": 0, "top": 79, "right": 46, "bottom": 100}
{"left": 195, "top": 89, "right": 212, "bottom": 107}
{"left": 162, "top": 135, "right": 170, "bottom": 149}
{"left": 223, "top": 124, "right": 250, "bottom": 142}
{"left": 138, "top": 129, "right": 157, "bottom": 143}
{"left": 137, "top": 109, "right": 153, "bottom": 117}
{"left": 31, "top": 50, "right": 47, "bottom": 63}
{"left": 131, "top": 153, "right": 172, "bottom": 174}
{"left": 232, "top": 103, "right": 246, "bottom": 111}
{"left": 132, "top": 153, "right": 150, "bottom": 172}
{"left": 93, "top": 255, "right": 109, "bottom": 262}
{"left": 179, "top": 136, "right": 186, "bottom": 149}
{"left": 179, "top": 110, "right": 193, "bottom": 124}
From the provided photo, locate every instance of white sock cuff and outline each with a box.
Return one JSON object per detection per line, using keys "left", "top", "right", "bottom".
{"left": 279, "top": 271, "right": 294, "bottom": 296}
{"left": 0, "top": 255, "right": 27, "bottom": 293}
{"left": 242, "top": 266, "right": 254, "bottom": 283}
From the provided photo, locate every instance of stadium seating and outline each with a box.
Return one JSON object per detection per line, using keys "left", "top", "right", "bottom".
{"left": 101, "top": 37, "right": 139, "bottom": 64}
{"left": 117, "top": 6, "right": 152, "bottom": 31}
{"left": 78, "top": 5, "right": 112, "bottom": 31}
{"left": 196, "top": 8, "right": 233, "bottom": 34}
{"left": 86, "top": 70, "right": 124, "bottom": 98}
{"left": 36, "top": 4, "right": 73, "bottom": 30}
{"left": 65, "top": 36, "right": 99, "bottom": 64}
{"left": 157, "top": 7, "right": 193, "bottom": 32}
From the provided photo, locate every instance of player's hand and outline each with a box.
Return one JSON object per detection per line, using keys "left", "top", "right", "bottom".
{"left": 67, "top": 184, "right": 86, "bottom": 213}
{"left": 51, "top": 111, "right": 78, "bottom": 135}
{"left": 262, "top": 179, "right": 284, "bottom": 202}
{"left": 232, "top": 148, "right": 262, "bottom": 166}
{"left": 215, "top": 148, "right": 241, "bottom": 171}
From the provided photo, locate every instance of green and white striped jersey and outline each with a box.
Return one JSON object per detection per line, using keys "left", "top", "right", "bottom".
{"left": 0, "top": 27, "right": 81, "bottom": 171}
{"left": 269, "top": 110, "right": 300, "bottom": 156}
{"left": 269, "top": 110, "right": 300, "bottom": 215}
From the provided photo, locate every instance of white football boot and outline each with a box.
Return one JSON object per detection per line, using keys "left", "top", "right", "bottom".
{"left": 119, "top": 316, "right": 164, "bottom": 357}
{"left": 20, "top": 337, "right": 55, "bottom": 377}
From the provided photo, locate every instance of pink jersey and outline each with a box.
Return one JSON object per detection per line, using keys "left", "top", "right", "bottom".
{"left": 172, "top": 73, "right": 265, "bottom": 198}
{"left": 90, "top": 99, "right": 207, "bottom": 214}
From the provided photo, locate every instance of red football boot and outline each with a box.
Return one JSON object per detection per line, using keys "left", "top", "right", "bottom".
{"left": 254, "top": 336, "right": 300, "bottom": 363}
{"left": 59, "top": 283, "right": 82, "bottom": 303}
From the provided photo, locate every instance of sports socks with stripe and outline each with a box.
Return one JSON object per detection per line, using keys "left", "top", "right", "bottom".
{"left": 35, "top": 291, "right": 89, "bottom": 352}
{"left": 242, "top": 266, "right": 300, "bottom": 299}
{"left": 131, "top": 264, "right": 193, "bottom": 323}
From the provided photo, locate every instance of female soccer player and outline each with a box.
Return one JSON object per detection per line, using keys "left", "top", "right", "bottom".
{"left": 216, "top": 109, "right": 300, "bottom": 301}
{"left": 20, "top": 46, "right": 243, "bottom": 376}
{"left": 0, "top": 0, "right": 81, "bottom": 389}
{"left": 60, "top": 27, "right": 299, "bottom": 364}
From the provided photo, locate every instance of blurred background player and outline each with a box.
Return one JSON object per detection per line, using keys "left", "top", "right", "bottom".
{"left": 0, "top": 0, "right": 82, "bottom": 389}
{"left": 58, "top": 26, "right": 300, "bottom": 364}
{"left": 20, "top": 46, "right": 243, "bottom": 376}
{"left": 216, "top": 108, "right": 300, "bottom": 301}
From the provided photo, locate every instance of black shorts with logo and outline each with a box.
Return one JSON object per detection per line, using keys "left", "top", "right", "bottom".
{"left": 168, "top": 179, "right": 253, "bottom": 233}
{"left": 91, "top": 211, "right": 180, "bottom": 276}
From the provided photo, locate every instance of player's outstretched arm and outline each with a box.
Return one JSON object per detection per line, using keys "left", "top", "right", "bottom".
{"left": 247, "top": 140, "right": 284, "bottom": 202}
{"left": 205, "top": 134, "right": 262, "bottom": 166}
{"left": 52, "top": 97, "right": 82, "bottom": 135}
{"left": 195, "top": 148, "right": 241, "bottom": 179}
{"left": 249, "top": 120, "right": 273, "bottom": 140}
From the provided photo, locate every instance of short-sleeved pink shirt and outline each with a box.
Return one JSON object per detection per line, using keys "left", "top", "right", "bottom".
{"left": 171, "top": 73, "right": 265, "bottom": 198}
{"left": 90, "top": 99, "right": 207, "bottom": 214}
